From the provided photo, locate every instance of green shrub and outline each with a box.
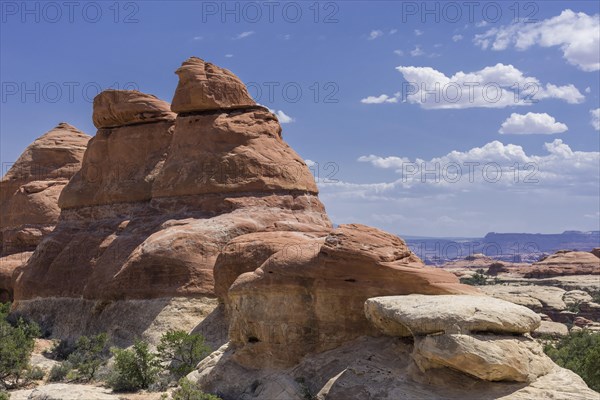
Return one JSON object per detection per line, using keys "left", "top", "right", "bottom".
{"left": 157, "top": 330, "right": 210, "bottom": 379}
{"left": 171, "top": 378, "right": 222, "bottom": 400}
{"left": 67, "top": 333, "right": 108, "bottom": 382}
{"left": 590, "top": 290, "right": 600, "bottom": 304}
{"left": 108, "top": 340, "right": 160, "bottom": 392}
{"left": 544, "top": 330, "right": 600, "bottom": 392}
{"left": 0, "top": 302, "right": 40, "bottom": 389}
{"left": 566, "top": 301, "right": 582, "bottom": 314}
{"left": 47, "top": 339, "right": 76, "bottom": 361}
{"left": 459, "top": 269, "right": 488, "bottom": 286}
{"left": 0, "top": 391, "right": 9, "bottom": 400}
{"left": 25, "top": 366, "right": 45, "bottom": 381}
{"left": 48, "top": 361, "right": 73, "bottom": 382}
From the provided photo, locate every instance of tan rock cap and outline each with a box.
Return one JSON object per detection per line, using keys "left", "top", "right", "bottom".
{"left": 93, "top": 90, "right": 176, "bottom": 128}
{"left": 171, "top": 57, "right": 256, "bottom": 113}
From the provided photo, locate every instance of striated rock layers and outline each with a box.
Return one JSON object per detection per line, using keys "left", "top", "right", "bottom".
{"left": 12, "top": 58, "right": 330, "bottom": 343}
{"left": 0, "top": 123, "right": 90, "bottom": 301}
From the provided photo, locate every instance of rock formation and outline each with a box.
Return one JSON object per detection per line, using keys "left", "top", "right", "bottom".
{"left": 6, "top": 58, "right": 599, "bottom": 399}
{"left": 367, "top": 296, "right": 551, "bottom": 383}
{"left": 171, "top": 57, "right": 256, "bottom": 113}
{"left": 12, "top": 57, "right": 330, "bottom": 344}
{"left": 190, "top": 294, "right": 597, "bottom": 399}
{"left": 0, "top": 123, "right": 90, "bottom": 255}
{"left": 0, "top": 123, "right": 90, "bottom": 301}
{"left": 225, "top": 224, "right": 478, "bottom": 369}
{"left": 521, "top": 250, "right": 599, "bottom": 278}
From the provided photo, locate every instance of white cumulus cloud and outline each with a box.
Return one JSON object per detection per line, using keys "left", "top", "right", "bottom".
{"left": 368, "top": 30, "right": 384, "bottom": 40}
{"left": 234, "top": 31, "right": 255, "bottom": 40}
{"left": 316, "top": 139, "right": 599, "bottom": 236}
{"left": 474, "top": 9, "right": 600, "bottom": 72}
{"left": 499, "top": 112, "right": 568, "bottom": 134}
{"left": 591, "top": 108, "right": 600, "bottom": 130}
{"left": 452, "top": 34, "right": 464, "bottom": 42}
{"left": 267, "top": 109, "right": 295, "bottom": 123}
{"left": 389, "top": 63, "right": 584, "bottom": 109}
{"left": 410, "top": 45, "right": 425, "bottom": 56}
{"left": 360, "top": 94, "right": 399, "bottom": 104}
{"left": 275, "top": 110, "right": 294, "bottom": 123}
{"left": 351, "top": 139, "right": 599, "bottom": 192}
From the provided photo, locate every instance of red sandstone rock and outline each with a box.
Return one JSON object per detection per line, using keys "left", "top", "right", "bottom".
{"left": 0, "top": 123, "right": 90, "bottom": 255}
{"left": 227, "top": 224, "right": 479, "bottom": 368}
{"left": 15, "top": 67, "right": 330, "bottom": 302}
{"left": 152, "top": 109, "right": 318, "bottom": 198}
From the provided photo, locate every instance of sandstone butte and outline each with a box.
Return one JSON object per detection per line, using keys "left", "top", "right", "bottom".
{"left": 4, "top": 57, "right": 598, "bottom": 399}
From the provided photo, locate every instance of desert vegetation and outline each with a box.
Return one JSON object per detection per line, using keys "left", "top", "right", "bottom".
{"left": 1, "top": 302, "right": 220, "bottom": 398}
{"left": 544, "top": 329, "right": 600, "bottom": 392}
{"left": 0, "top": 303, "right": 40, "bottom": 390}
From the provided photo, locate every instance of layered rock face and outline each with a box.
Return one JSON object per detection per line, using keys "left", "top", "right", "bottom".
{"left": 0, "top": 123, "right": 89, "bottom": 301}
{"left": 13, "top": 58, "right": 330, "bottom": 343}
{"left": 223, "top": 224, "right": 479, "bottom": 369}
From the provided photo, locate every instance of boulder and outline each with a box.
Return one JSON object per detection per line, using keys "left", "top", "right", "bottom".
{"left": 533, "top": 320, "right": 569, "bottom": 338}
{"left": 92, "top": 90, "right": 176, "bottom": 128}
{"left": 226, "top": 224, "right": 478, "bottom": 368}
{"left": 412, "top": 333, "right": 555, "bottom": 382}
{"left": 481, "top": 285, "right": 566, "bottom": 313}
{"left": 365, "top": 294, "right": 540, "bottom": 337}
{"left": 171, "top": 57, "right": 256, "bottom": 113}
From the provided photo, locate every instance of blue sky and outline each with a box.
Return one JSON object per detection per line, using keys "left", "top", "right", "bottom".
{"left": 1, "top": 1, "right": 599, "bottom": 237}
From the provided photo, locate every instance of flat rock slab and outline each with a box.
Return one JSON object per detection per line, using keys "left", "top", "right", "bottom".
{"left": 365, "top": 294, "right": 541, "bottom": 336}
{"left": 9, "top": 383, "right": 115, "bottom": 400}
{"left": 533, "top": 320, "right": 569, "bottom": 338}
